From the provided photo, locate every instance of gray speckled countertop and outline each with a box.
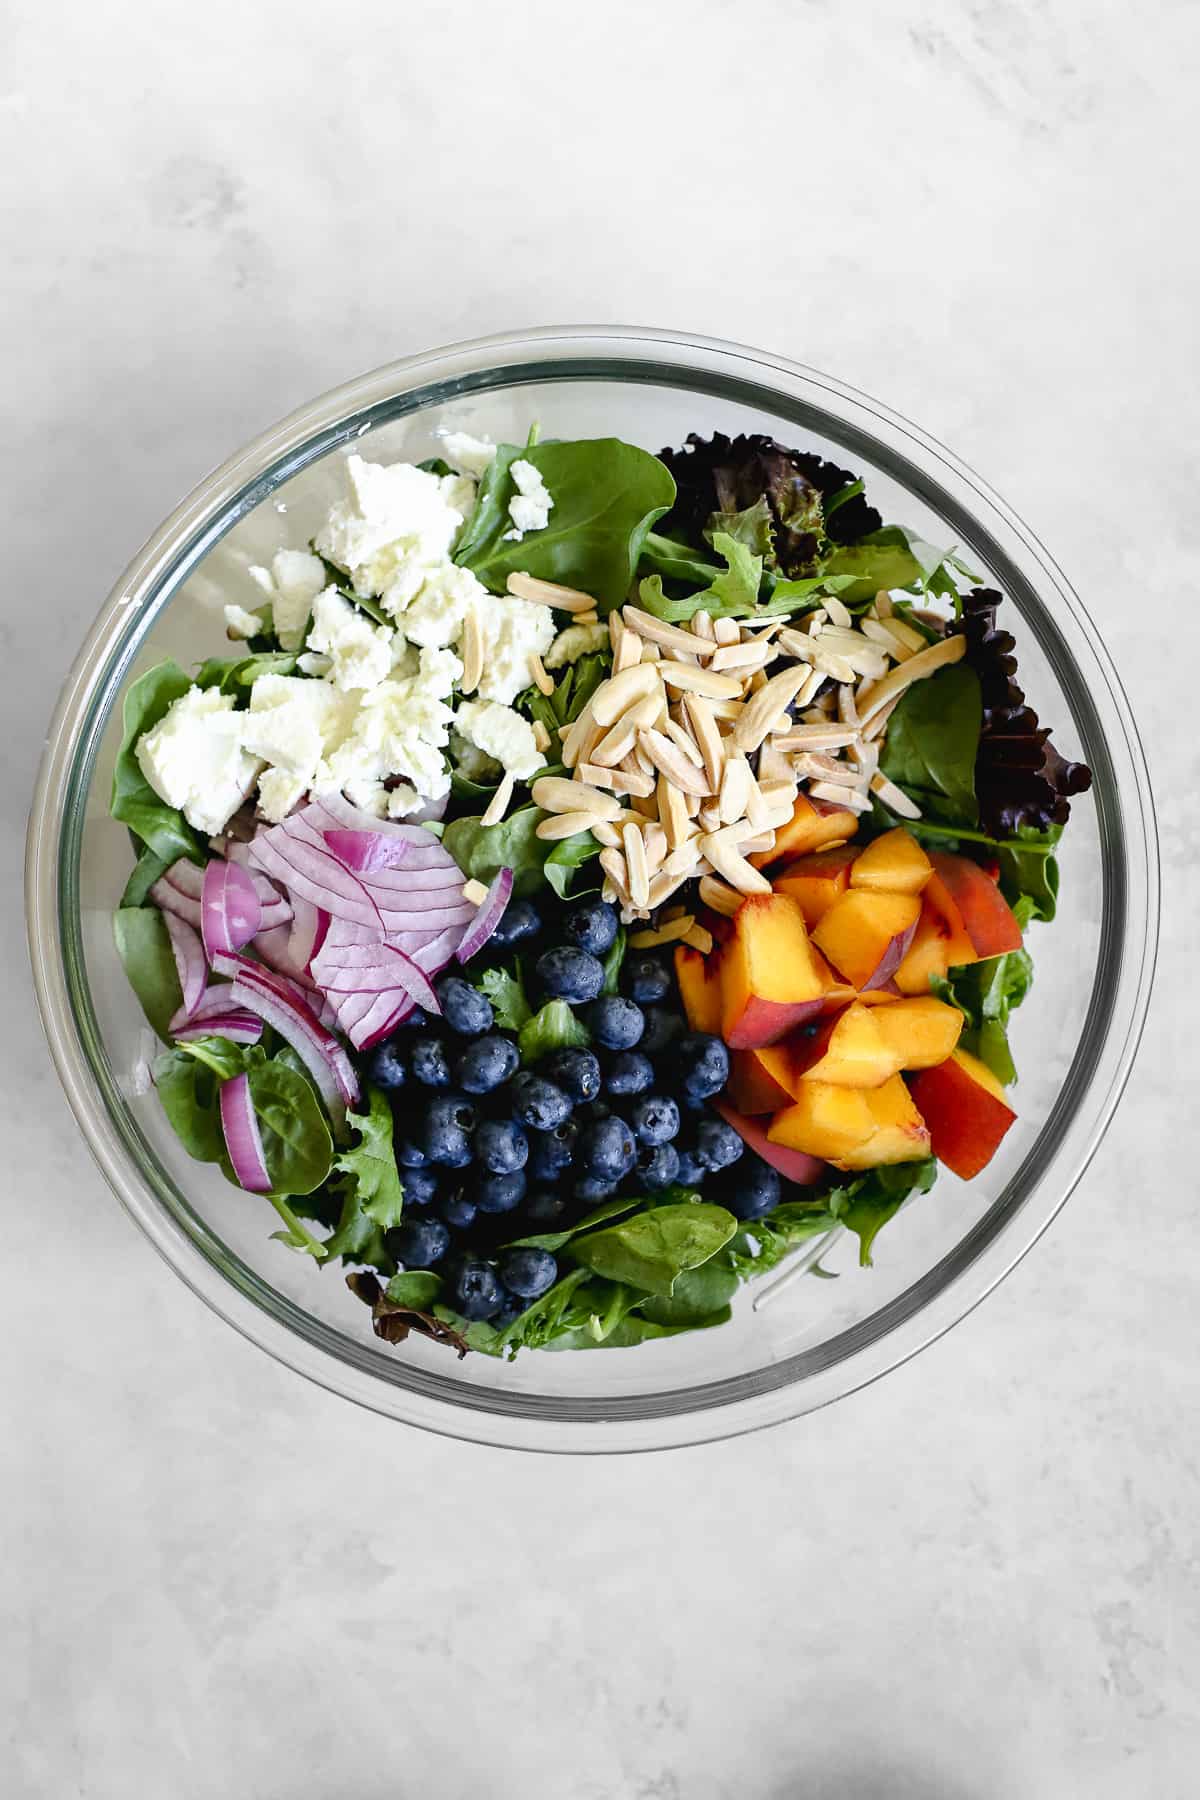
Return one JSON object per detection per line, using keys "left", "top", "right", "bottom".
{"left": 4, "top": 2, "right": 1198, "bottom": 1794}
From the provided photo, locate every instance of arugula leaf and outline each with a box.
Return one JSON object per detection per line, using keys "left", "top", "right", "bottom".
{"left": 333, "top": 1085, "right": 404, "bottom": 1224}
{"left": 600, "top": 925, "right": 626, "bottom": 996}
{"left": 880, "top": 662, "right": 982, "bottom": 827}
{"left": 518, "top": 1000, "right": 589, "bottom": 1063}
{"left": 152, "top": 1048, "right": 225, "bottom": 1162}
{"left": 110, "top": 660, "right": 206, "bottom": 865}
{"left": 113, "top": 907, "right": 183, "bottom": 1040}
{"left": 475, "top": 965, "right": 533, "bottom": 1031}
{"left": 504, "top": 1195, "right": 639, "bottom": 1252}
{"left": 543, "top": 1310, "right": 729, "bottom": 1350}
{"left": 570, "top": 1201, "right": 737, "bottom": 1297}
{"left": 828, "top": 1159, "right": 937, "bottom": 1266}
{"left": 195, "top": 650, "right": 299, "bottom": 696}
{"left": 121, "top": 845, "right": 173, "bottom": 909}
{"left": 443, "top": 805, "right": 548, "bottom": 899}
{"left": 437, "top": 1265, "right": 595, "bottom": 1356}
{"left": 248, "top": 1060, "right": 333, "bottom": 1196}
{"left": 521, "top": 650, "right": 611, "bottom": 740}
{"left": 455, "top": 438, "right": 676, "bottom": 607}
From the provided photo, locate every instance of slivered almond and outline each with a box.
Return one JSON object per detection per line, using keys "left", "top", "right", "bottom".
{"left": 661, "top": 716, "right": 705, "bottom": 766}
{"left": 462, "top": 878, "right": 489, "bottom": 906}
{"left": 684, "top": 789, "right": 701, "bottom": 819}
{"left": 658, "top": 775, "right": 692, "bottom": 851}
{"left": 621, "top": 605, "right": 717, "bottom": 659}
{"left": 743, "top": 769, "right": 774, "bottom": 832}
{"left": 592, "top": 820, "right": 623, "bottom": 849}
{"left": 629, "top": 914, "right": 696, "bottom": 949}
{"left": 601, "top": 878, "right": 618, "bottom": 906}
{"left": 658, "top": 660, "right": 744, "bottom": 699}
{"left": 560, "top": 702, "right": 597, "bottom": 768}
{"left": 681, "top": 923, "right": 714, "bottom": 955}
{"left": 622, "top": 821, "right": 650, "bottom": 909}
{"left": 870, "top": 771, "right": 923, "bottom": 819}
{"left": 642, "top": 820, "right": 668, "bottom": 873}
{"left": 809, "top": 780, "right": 872, "bottom": 814}
{"left": 738, "top": 831, "right": 777, "bottom": 855}
{"left": 531, "top": 719, "right": 551, "bottom": 753}
{"left": 811, "top": 647, "right": 859, "bottom": 684}
{"left": 707, "top": 697, "right": 745, "bottom": 724}
{"left": 837, "top": 682, "right": 860, "bottom": 728}
{"left": 874, "top": 588, "right": 894, "bottom": 618}
{"left": 823, "top": 594, "right": 853, "bottom": 630}
{"left": 591, "top": 661, "right": 661, "bottom": 726}
{"left": 460, "top": 609, "right": 484, "bottom": 693}
{"left": 857, "top": 633, "right": 966, "bottom": 725}
{"left": 698, "top": 875, "right": 742, "bottom": 918}
{"left": 698, "top": 802, "right": 723, "bottom": 833}
{"left": 638, "top": 728, "right": 713, "bottom": 796}
{"left": 793, "top": 753, "right": 860, "bottom": 786}
{"left": 777, "top": 628, "right": 816, "bottom": 664}
{"left": 797, "top": 666, "right": 826, "bottom": 708}
{"left": 883, "top": 615, "right": 929, "bottom": 653}
{"left": 506, "top": 572, "right": 596, "bottom": 613}
{"left": 712, "top": 617, "right": 740, "bottom": 645}
{"left": 631, "top": 788, "right": 659, "bottom": 819}
{"left": 530, "top": 653, "right": 555, "bottom": 697}
{"left": 646, "top": 870, "right": 692, "bottom": 910}
{"left": 692, "top": 610, "right": 715, "bottom": 640}
{"left": 756, "top": 740, "right": 793, "bottom": 785}
{"left": 599, "top": 847, "right": 631, "bottom": 902}
{"left": 575, "top": 609, "right": 599, "bottom": 626}
{"left": 662, "top": 838, "right": 703, "bottom": 881}
{"left": 732, "top": 665, "right": 813, "bottom": 754}
{"left": 718, "top": 753, "right": 753, "bottom": 825}
{"left": 480, "top": 770, "right": 515, "bottom": 828}
{"left": 535, "top": 808, "right": 599, "bottom": 840}
{"left": 578, "top": 760, "right": 655, "bottom": 798}
{"left": 862, "top": 697, "right": 899, "bottom": 742}
{"left": 698, "top": 829, "right": 772, "bottom": 895}
{"left": 612, "top": 623, "right": 642, "bottom": 673}
{"left": 771, "top": 725, "right": 857, "bottom": 753}
{"left": 639, "top": 639, "right": 662, "bottom": 663}
{"left": 682, "top": 691, "right": 726, "bottom": 791}
{"left": 710, "top": 639, "right": 773, "bottom": 673}
{"left": 531, "top": 776, "right": 622, "bottom": 820}
{"left": 861, "top": 617, "right": 912, "bottom": 661}
{"left": 757, "top": 779, "right": 798, "bottom": 809}
{"left": 591, "top": 693, "right": 663, "bottom": 766}
{"left": 608, "top": 608, "right": 624, "bottom": 654}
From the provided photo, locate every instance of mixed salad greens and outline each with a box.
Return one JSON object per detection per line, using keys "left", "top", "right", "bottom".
{"left": 112, "top": 425, "right": 1090, "bottom": 1357}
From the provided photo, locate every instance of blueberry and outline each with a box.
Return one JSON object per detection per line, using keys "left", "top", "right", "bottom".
{"left": 510, "top": 1071, "right": 573, "bottom": 1131}
{"left": 435, "top": 974, "right": 494, "bottom": 1037}
{"left": 622, "top": 955, "right": 670, "bottom": 1005}
{"left": 542, "top": 1047, "right": 601, "bottom": 1104}
{"left": 365, "top": 1037, "right": 407, "bottom": 1092}
{"left": 475, "top": 1118, "right": 528, "bottom": 1175}
{"left": 641, "top": 1006, "right": 683, "bottom": 1055}
{"left": 584, "top": 1098, "right": 612, "bottom": 1121}
{"left": 637, "top": 1142, "right": 681, "bottom": 1191}
{"left": 453, "top": 1259, "right": 506, "bottom": 1321}
{"left": 425, "top": 1093, "right": 478, "bottom": 1167}
{"left": 632, "top": 1094, "right": 680, "bottom": 1147}
{"left": 440, "top": 1191, "right": 478, "bottom": 1229}
{"left": 523, "top": 1188, "right": 570, "bottom": 1226}
{"left": 536, "top": 946, "right": 605, "bottom": 1004}
{"left": 606, "top": 1051, "right": 654, "bottom": 1097}
{"left": 395, "top": 1137, "right": 428, "bottom": 1169}
{"left": 694, "top": 1116, "right": 744, "bottom": 1171}
{"left": 490, "top": 898, "right": 541, "bottom": 949}
{"left": 498, "top": 1247, "right": 559, "bottom": 1300}
{"left": 722, "top": 1158, "right": 781, "bottom": 1221}
{"left": 409, "top": 1033, "right": 452, "bottom": 1088}
{"left": 393, "top": 1217, "right": 450, "bottom": 1268}
{"left": 674, "top": 1149, "right": 708, "bottom": 1186}
{"left": 579, "top": 1115, "right": 637, "bottom": 1182}
{"left": 587, "top": 994, "right": 644, "bottom": 1051}
{"left": 457, "top": 1033, "right": 519, "bottom": 1094}
{"left": 677, "top": 1032, "right": 730, "bottom": 1102}
{"left": 476, "top": 1169, "right": 527, "bottom": 1213}
{"left": 527, "top": 1119, "right": 579, "bottom": 1180}
{"left": 575, "top": 1174, "right": 619, "bottom": 1203}
{"left": 401, "top": 1167, "right": 439, "bottom": 1207}
{"left": 563, "top": 899, "right": 619, "bottom": 957}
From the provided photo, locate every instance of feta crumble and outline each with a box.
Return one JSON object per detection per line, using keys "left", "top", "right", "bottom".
{"left": 135, "top": 687, "right": 263, "bottom": 835}
{"left": 441, "top": 431, "right": 497, "bottom": 480}
{"left": 224, "top": 603, "right": 266, "bottom": 641}
{"left": 305, "top": 587, "right": 394, "bottom": 692}
{"left": 247, "top": 549, "right": 327, "bottom": 650}
{"left": 502, "top": 458, "right": 553, "bottom": 541}
{"left": 316, "top": 454, "right": 472, "bottom": 608}
{"left": 455, "top": 699, "right": 545, "bottom": 782}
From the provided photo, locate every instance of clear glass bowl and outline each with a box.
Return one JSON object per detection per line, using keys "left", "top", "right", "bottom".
{"left": 25, "top": 327, "right": 1158, "bottom": 1452}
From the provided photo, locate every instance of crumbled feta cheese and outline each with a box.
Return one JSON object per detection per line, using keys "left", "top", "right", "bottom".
{"left": 440, "top": 472, "right": 478, "bottom": 520}
{"left": 224, "top": 603, "right": 265, "bottom": 641}
{"left": 441, "top": 431, "right": 497, "bottom": 480}
{"left": 502, "top": 458, "right": 553, "bottom": 541}
{"left": 315, "top": 455, "right": 471, "bottom": 606}
{"left": 396, "top": 562, "right": 488, "bottom": 649}
{"left": 318, "top": 646, "right": 459, "bottom": 816}
{"left": 455, "top": 700, "right": 545, "bottom": 781}
{"left": 241, "top": 674, "right": 358, "bottom": 823}
{"left": 545, "top": 622, "right": 610, "bottom": 669}
{"left": 475, "top": 595, "right": 556, "bottom": 705}
{"left": 136, "top": 687, "right": 263, "bottom": 836}
{"left": 247, "top": 549, "right": 327, "bottom": 650}
{"left": 305, "top": 587, "right": 394, "bottom": 692}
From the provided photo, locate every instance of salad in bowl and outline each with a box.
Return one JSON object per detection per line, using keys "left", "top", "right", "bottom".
{"left": 110, "top": 420, "right": 1092, "bottom": 1359}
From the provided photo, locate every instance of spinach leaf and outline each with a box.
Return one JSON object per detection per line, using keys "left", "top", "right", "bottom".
{"left": 638, "top": 531, "right": 726, "bottom": 589}
{"left": 195, "top": 650, "right": 299, "bottom": 696}
{"left": 265, "top": 1195, "right": 329, "bottom": 1261}
{"left": 152, "top": 1048, "right": 225, "bottom": 1162}
{"left": 637, "top": 1259, "right": 740, "bottom": 1327}
{"left": 121, "top": 845, "right": 173, "bottom": 909}
{"left": 443, "top": 805, "right": 548, "bottom": 899}
{"left": 113, "top": 906, "right": 183, "bottom": 1040}
{"left": 880, "top": 662, "right": 981, "bottom": 827}
{"left": 475, "top": 965, "right": 532, "bottom": 1031}
{"left": 543, "top": 830, "right": 601, "bottom": 899}
{"left": 518, "top": 999, "right": 589, "bottom": 1063}
{"left": 333, "top": 1085, "right": 404, "bottom": 1223}
{"left": 248, "top": 1059, "right": 333, "bottom": 1196}
{"left": 570, "top": 1201, "right": 737, "bottom": 1296}
{"left": 455, "top": 438, "right": 675, "bottom": 608}
{"left": 504, "top": 1195, "right": 639, "bottom": 1252}
{"left": 174, "top": 1034, "right": 253, "bottom": 1080}
{"left": 110, "top": 660, "right": 206, "bottom": 865}
{"left": 600, "top": 926, "right": 626, "bottom": 996}
{"left": 828, "top": 1159, "right": 937, "bottom": 1266}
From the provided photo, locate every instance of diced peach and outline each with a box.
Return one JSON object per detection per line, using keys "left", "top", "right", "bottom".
{"left": 788, "top": 1002, "right": 903, "bottom": 1088}
{"left": 749, "top": 791, "right": 860, "bottom": 868}
{"left": 711, "top": 1098, "right": 825, "bottom": 1187}
{"left": 674, "top": 944, "right": 724, "bottom": 1036}
{"left": 857, "top": 983, "right": 901, "bottom": 1006}
{"left": 921, "top": 872, "right": 978, "bottom": 969}
{"left": 834, "top": 1075, "right": 933, "bottom": 1169}
{"left": 870, "top": 996, "right": 964, "bottom": 1070}
{"left": 727, "top": 1047, "right": 795, "bottom": 1114}
{"left": 927, "top": 850, "right": 1023, "bottom": 958}
{"left": 768, "top": 1082, "right": 876, "bottom": 1162}
{"left": 849, "top": 827, "right": 933, "bottom": 897}
{"left": 721, "top": 892, "right": 831, "bottom": 1049}
{"left": 811, "top": 890, "right": 921, "bottom": 992}
{"left": 908, "top": 1049, "right": 1016, "bottom": 1179}
{"left": 894, "top": 903, "right": 955, "bottom": 995}
{"left": 774, "top": 845, "right": 860, "bottom": 928}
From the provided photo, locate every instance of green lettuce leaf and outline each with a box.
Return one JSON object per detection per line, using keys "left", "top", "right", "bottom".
{"left": 475, "top": 965, "right": 533, "bottom": 1031}
{"left": 518, "top": 999, "right": 589, "bottom": 1063}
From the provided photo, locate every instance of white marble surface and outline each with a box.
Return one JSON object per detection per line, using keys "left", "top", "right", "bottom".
{"left": 4, "top": 1, "right": 1198, "bottom": 1793}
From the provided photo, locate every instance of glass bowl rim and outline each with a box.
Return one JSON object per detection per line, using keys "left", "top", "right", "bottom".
{"left": 25, "top": 324, "right": 1159, "bottom": 1453}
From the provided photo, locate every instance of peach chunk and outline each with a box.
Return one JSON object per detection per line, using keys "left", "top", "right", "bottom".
{"left": 674, "top": 944, "right": 724, "bottom": 1037}
{"left": 768, "top": 1082, "right": 876, "bottom": 1163}
{"left": 726, "top": 1047, "right": 795, "bottom": 1115}
{"left": 811, "top": 890, "right": 921, "bottom": 992}
{"left": 712, "top": 1097, "right": 826, "bottom": 1187}
{"left": 774, "top": 845, "right": 860, "bottom": 929}
{"left": 870, "top": 996, "right": 964, "bottom": 1070}
{"left": 927, "top": 850, "right": 1023, "bottom": 958}
{"left": 908, "top": 1048, "right": 1016, "bottom": 1179}
{"left": 788, "top": 1002, "right": 904, "bottom": 1088}
{"left": 834, "top": 1075, "right": 933, "bottom": 1169}
{"left": 849, "top": 827, "right": 933, "bottom": 897}
{"left": 721, "top": 892, "right": 831, "bottom": 1049}
{"left": 894, "top": 903, "right": 955, "bottom": 995}
{"left": 749, "top": 791, "right": 859, "bottom": 869}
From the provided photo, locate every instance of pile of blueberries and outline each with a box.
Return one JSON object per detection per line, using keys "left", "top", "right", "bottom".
{"left": 364, "top": 895, "right": 783, "bottom": 1324}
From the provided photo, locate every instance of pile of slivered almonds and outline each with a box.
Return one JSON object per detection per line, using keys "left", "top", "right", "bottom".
{"left": 505, "top": 572, "right": 966, "bottom": 952}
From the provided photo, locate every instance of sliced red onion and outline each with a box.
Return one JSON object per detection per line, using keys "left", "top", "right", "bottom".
{"left": 161, "top": 912, "right": 207, "bottom": 1019}
{"left": 322, "top": 828, "right": 413, "bottom": 874}
{"left": 356, "top": 993, "right": 418, "bottom": 1049}
{"left": 311, "top": 941, "right": 440, "bottom": 1013}
{"left": 175, "top": 1012, "right": 264, "bottom": 1045}
{"left": 219, "top": 1072, "right": 271, "bottom": 1192}
{"left": 201, "top": 857, "right": 263, "bottom": 960}
{"left": 248, "top": 828, "right": 383, "bottom": 931}
{"left": 163, "top": 858, "right": 205, "bottom": 900}
{"left": 456, "top": 868, "right": 513, "bottom": 964}
{"left": 224, "top": 842, "right": 293, "bottom": 930}
{"left": 253, "top": 922, "right": 308, "bottom": 982}
{"left": 408, "top": 926, "right": 468, "bottom": 973}
{"left": 150, "top": 877, "right": 202, "bottom": 930}
{"left": 289, "top": 896, "right": 329, "bottom": 970}
{"left": 226, "top": 959, "right": 360, "bottom": 1119}
{"left": 305, "top": 794, "right": 446, "bottom": 839}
